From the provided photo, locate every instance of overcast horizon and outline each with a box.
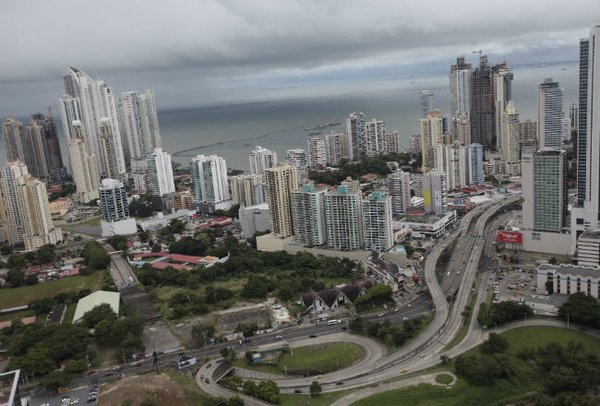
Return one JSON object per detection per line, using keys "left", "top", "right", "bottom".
{"left": 1, "top": 1, "right": 599, "bottom": 118}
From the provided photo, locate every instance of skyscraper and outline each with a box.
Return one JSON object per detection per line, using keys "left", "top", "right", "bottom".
{"left": 190, "top": 154, "right": 230, "bottom": 211}
{"left": 98, "top": 178, "right": 137, "bottom": 237}
{"left": 285, "top": 149, "right": 308, "bottom": 185}
{"left": 68, "top": 135, "right": 100, "bottom": 203}
{"left": 433, "top": 143, "right": 461, "bottom": 190}
{"left": 519, "top": 119, "right": 538, "bottom": 157}
{"left": 307, "top": 136, "right": 327, "bottom": 168}
{"left": 422, "top": 171, "right": 448, "bottom": 215}
{"left": 347, "top": 111, "right": 366, "bottom": 159}
{"left": 23, "top": 119, "right": 49, "bottom": 182}
{"left": 364, "top": 119, "right": 387, "bottom": 156}
{"left": 501, "top": 101, "right": 520, "bottom": 175}
{"left": 388, "top": 170, "right": 412, "bottom": 217}
{"left": 324, "top": 185, "right": 362, "bottom": 251}
{"left": 249, "top": 146, "right": 277, "bottom": 176}
{"left": 449, "top": 57, "right": 472, "bottom": 120}
{"left": 324, "top": 132, "right": 344, "bottom": 166}
{"left": 538, "top": 78, "right": 566, "bottom": 149}
{"left": 493, "top": 63, "right": 513, "bottom": 152}
{"left": 470, "top": 55, "right": 496, "bottom": 150}
{"left": 419, "top": 111, "right": 444, "bottom": 170}
{"left": 264, "top": 163, "right": 298, "bottom": 237}
{"left": 418, "top": 90, "right": 434, "bottom": 119}
{"left": 30, "top": 113, "right": 64, "bottom": 181}
{"left": 577, "top": 38, "right": 589, "bottom": 207}
{"left": 386, "top": 131, "right": 402, "bottom": 153}
{"left": 59, "top": 67, "right": 126, "bottom": 179}
{"left": 2, "top": 117, "right": 26, "bottom": 164}
{"left": 0, "top": 161, "right": 62, "bottom": 250}
{"left": 147, "top": 147, "right": 175, "bottom": 212}
{"left": 291, "top": 182, "right": 328, "bottom": 246}
{"left": 229, "top": 174, "right": 264, "bottom": 206}
{"left": 467, "top": 143, "right": 484, "bottom": 185}
{"left": 362, "top": 192, "right": 393, "bottom": 252}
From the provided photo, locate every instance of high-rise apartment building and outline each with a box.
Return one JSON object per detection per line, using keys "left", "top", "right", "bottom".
{"left": 2, "top": 117, "right": 26, "bottom": 165}
{"left": 364, "top": 119, "right": 387, "bottom": 156}
{"left": 409, "top": 134, "right": 421, "bottom": 154}
{"left": 422, "top": 171, "right": 448, "bottom": 215}
{"left": 347, "top": 111, "right": 366, "bottom": 160}
{"left": 362, "top": 192, "right": 393, "bottom": 252}
{"left": 99, "top": 178, "right": 137, "bottom": 237}
{"left": 388, "top": 170, "right": 412, "bottom": 217}
{"left": 324, "top": 132, "right": 344, "bottom": 166}
{"left": 68, "top": 136, "right": 100, "bottom": 203}
{"left": 449, "top": 57, "right": 472, "bottom": 120}
{"left": 386, "top": 131, "right": 402, "bottom": 154}
{"left": 419, "top": 111, "right": 444, "bottom": 170}
{"left": 493, "top": 63, "right": 513, "bottom": 152}
{"left": 285, "top": 149, "right": 308, "bottom": 185}
{"left": 307, "top": 136, "right": 327, "bottom": 168}
{"left": 467, "top": 143, "right": 484, "bottom": 186}
{"left": 538, "top": 78, "right": 566, "bottom": 149}
{"left": 324, "top": 185, "right": 362, "bottom": 251}
{"left": 291, "top": 182, "right": 328, "bottom": 246}
{"left": 249, "top": 146, "right": 277, "bottom": 176}
{"left": 147, "top": 147, "right": 175, "bottom": 211}
{"left": 229, "top": 174, "right": 263, "bottom": 206}
{"left": 453, "top": 116, "right": 471, "bottom": 145}
{"left": 264, "top": 163, "right": 298, "bottom": 237}
{"left": 501, "top": 101, "right": 521, "bottom": 175}
{"left": 519, "top": 119, "right": 538, "bottom": 157}
{"left": 23, "top": 119, "right": 49, "bottom": 182}
{"left": 29, "top": 113, "right": 64, "bottom": 181}
{"left": 60, "top": 67, "right": 126, "bottom": 179}
{"left": 470, "top": 55, "right": 496, "bottom": 151}
{"left": 190, "top": 154, "right": 230, "bottom": 211}
{"left": 0, "top": 161, "right": 62, "bottom": 250}
{"left": 433, "top": 143, "right": 461, "bottom": 190}
{"left": 577, "top": 38, "right": 589, "bottom": 206}
{"left": 418, "top": 91, "right": 434, "bottom": 119}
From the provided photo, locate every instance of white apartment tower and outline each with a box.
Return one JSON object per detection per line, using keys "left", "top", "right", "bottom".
{"left": 285, "top": 149, "right": 308, "bottom": 185}
{"left": 494, "top": 64, "right": 513, "bottom": 152}
{"left": 449, "top": 57, "right": 472, "bottom": 120}
{"left": 264, "top": 164, "right": 298, "bottom": 237}
{"left": 229, "top": 174, "right": 264, "bottom": 206}
{"left": 538, "top": 78, "right": 567, "bottom": 149}
{"left": 388, "top": 170, "right": 412, "bottom": 217}
{"left": 68, "top": 136, "right": 100, "bottom": 203}
{"left": 190, "top": 154, "right": 230, "bottom": 209}
{"left": 324, "top": 132, "right": 344, "bottom": 166}
{"left": 501, "top": 101, "right": 521, "bottom": 175}
{"left": 99, "top": 178, "right": 137, "bottom": 237}
{"left": 249, "top": 146, "right": 277, "bottom": 176}
{"left": 364, "top": 119, "right": 387, "bottom": 156}
{"left": 362, "top": 192, "right": 394, "bottom": 252}
{"left": 418, "top": 91, "right": 434, "bottom": 119}
{"left": 307, "top": 136, "right": 327, "bottom": 168}
{"left": 386, "top": 131, "right": 402, "bottom": 154}
{"left": 291, "top": 182, "right": 328, "bottom": 246}
{"left": 347, "top": 112, "right": 366, "bottom": 160}
{"left": 324, "top": 185, "right": 362, "bottom": 251}
{"left": 419, "top": 111, "right": 444, "bottom": 170}
{"left": 147, "top": 147, "right": 175, "bottom": 211}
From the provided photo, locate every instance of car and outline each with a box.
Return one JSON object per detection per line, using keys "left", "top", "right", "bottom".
{"left": 309, "top": 334, "right": 317, "bottom": 338}
{"left": 205, "top": 378, "right": 210, "bottom": 384}
{"left": 200, "top": 374, "right": 204, "bottom": 379}
{"left": 206, "top": 363, "right": 212, "bottom": 368}
{"left": 378, "top": 312, "right": 384, "bottom": 317}
{"left": 402, "top": 316, "right": 409, "bottom": 321}
{"left": 275, "top": 335, "right": 283, "bottom": 340}
{"left": 407, "top": 304, "right": 412, "bottom": 308}
{"left": 336, "top": 381, "right": 344, "bottom": 385}
{"left": 400, "top": 368, "right": 408, "bottom": 373}
{"left": 393, "top": 308, "right": 399, "bottom": 312}
{"left": 294, "top": 389, "right": 303, "bottom": 393}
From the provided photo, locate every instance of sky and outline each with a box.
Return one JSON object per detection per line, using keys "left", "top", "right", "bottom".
{"left": 0, "top": 0, "right": 599, "bottom": 117}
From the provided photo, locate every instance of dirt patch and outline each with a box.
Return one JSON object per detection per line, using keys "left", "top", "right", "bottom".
{"left": 99, "top": 373, "right": 193, "bottom": 406}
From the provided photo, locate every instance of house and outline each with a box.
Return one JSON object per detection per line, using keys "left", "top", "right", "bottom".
{"left": 301, "top": 280, "right": 373, "bottom": 313}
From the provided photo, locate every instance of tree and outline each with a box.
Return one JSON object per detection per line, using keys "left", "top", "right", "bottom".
{"left": 7, "top": 254, "right": 26, "bottom": 271}
{"left": 94, "top": 319, "right": 114, "bottom": 345}
{"left": 0, "top": 244, "right": 13, "bottom": 255}
{"left": 82, "top": 241, "right": 110, "bottom": 270}
{"left": 241, "top": 275, "right": 272, "bottom": 299}
{"left": 108, "top": 235, "right": 128, "bottom": 251}
{"left": 170, "top": 219, "right": 186, "bottom": 234}
{"left": 82, "top": 304, "right": 117, "bottom": 328}
{"left": 309, "top": 381, "right": 322, "bottom": 396}
{"left": 558, "top": 292, "right": 600, "bottom": 328}
{"left": 480, "top": 333, "right": 508, "bottom": 355}
{"left": 37, "top": 244, "right": 57, "bottom": 263}
{"left": 5, "top": 269, "right": 25, "bottom": 287}
{"left": 191, "top": 324, "right": 216, "bottom": 347}
{"left": 545, "top": 280, "right": 554, "bottom": 295}
{"left": 220, "top": 347, "right": 236, "bottom": 363}
{"left": 25, "top": 273, "right": 39, "bottom": 285}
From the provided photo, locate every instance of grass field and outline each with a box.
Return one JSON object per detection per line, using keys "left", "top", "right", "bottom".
{"left": 0, "top": 271, "right": 104, "bottom": 309}
{"left": 280, "top": 390, "right": 350, "bottom": 406}
{"left": 435, "top": 374, "right": 453, "bottom": 384}
{"left": 353, "top": 325, "right": 600, "bottom": 406}
{"left": 234, "top": 342, "right": 364, "bottom": 376}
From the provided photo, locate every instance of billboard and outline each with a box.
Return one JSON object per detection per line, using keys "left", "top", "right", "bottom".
{"left": 496, "top": 230, "right": 523, "bottom": 244}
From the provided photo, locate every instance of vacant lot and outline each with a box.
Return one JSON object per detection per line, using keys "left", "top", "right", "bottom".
{"left": 0, "top": 272, "right": 103, "bottom": 309}
{"left": 235, "top": 342, "right": 364, "bottom": 376}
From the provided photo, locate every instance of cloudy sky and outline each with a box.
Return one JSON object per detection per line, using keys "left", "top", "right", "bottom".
{"left": 0, "top": 0, "right": 598, "bottom": 116}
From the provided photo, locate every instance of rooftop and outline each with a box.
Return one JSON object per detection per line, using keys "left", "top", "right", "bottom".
{"left": 73, "top": 291, "right": 120, "bottom": 323}
{"left": 538, "top": 264, "right": 600, "bottom": 279}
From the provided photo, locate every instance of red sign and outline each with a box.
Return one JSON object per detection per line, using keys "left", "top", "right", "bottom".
{"left": 496, "top": 230, "right": 523, "bottom": 244}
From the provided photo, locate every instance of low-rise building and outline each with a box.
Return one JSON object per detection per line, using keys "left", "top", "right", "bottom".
{"left": 136, "top": 209, "right": 194, "bottom": 232}
{"left": 239, "top": 203, "right": 270, "bottom": 237}
{"left": 73, "top": 290, "right": 120, "bottom": 323}
{"left": 577, "top": 230, "right": 600, "bottom": 268}
{"left": 395, "top": 210, "right": 457, "bottom": 239}
{"left": 301, "top": 280, "right": 373, "bottom": 314}
{"left": 536, "top": 264, "right": 600, "bottom": 298}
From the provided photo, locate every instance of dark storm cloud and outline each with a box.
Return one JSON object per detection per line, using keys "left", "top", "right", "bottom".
{"left": 0, "top": 0, "right": 598, "bottom": 114}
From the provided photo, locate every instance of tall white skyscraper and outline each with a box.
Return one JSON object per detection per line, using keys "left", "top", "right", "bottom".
{"left": 264, "top": 164, "right": 298, "bottom": 237}
{"left": 433, "top": 143, "right": 461, "bottom": 190}
{"left": 419, "top": 111, "right": 444, "bottom": 170}
{"left": 418, "top": 90, "right": 434, "bottom": 119}
{"left": 60, "top": 67, "right": 126, "bottom": 179}
{"left": 324, "top": 132, "right": 344, "bottom": 166}
{"left": 388, "top": 170, "right": 412, "bottom": 217}
{"left": 307, "top": 136, "right": 327, "bottom": 168}
{"left": 0, "top": 161, "right": 62, "bottom": 250}
{"left": 249, "top": 146, "right": 277, "bottom": 176}
{"left": 347, "top": 111, "right": 366, "bottom": 160}
{"left": 493, "top": 64, "right": 513, "bottom": 151}
{"left": 422, "top": 171, "right": 448, "bottom": 215}
{"left": 68, "top": 136, "right": 100, "bottom": 203}
{"left": 466, "top": 143, "right": 484, "bottom": 185}
{"left": 324, "top": 185, "right": 362, "bottom": 251}
{"left": 99, "top": 178, "right": 137, "bottom": 236}
{"left": 291, "top": 182, "right": 328, "bottom": 246}
{"left": 386, "top": 131, "right": 402, "bottom": 154}
{"left": 364, "top": 119, "right": 387, "bottom": 156}
{"left": 501, "top": 101, "right": 521, "bottom": 175}
{"left": 362, "top": 192, "right": 393, "bottom": 252}
{"left": 572, "top": 25, "right": 600, "bottom": 254}
{"left": 285, "top": 148, "right": 308, "bottom": 185}
{"left": 449, "top": 57, "right": 472, "bottom": 120}
{"left": 538, "top": 78, "right": 567, "bottom": 149}
{"left": 147, "top": 147, "right": 175, "bottom": 211}
{"left": 190, "top": 154, "right": 230, "bottom": 210}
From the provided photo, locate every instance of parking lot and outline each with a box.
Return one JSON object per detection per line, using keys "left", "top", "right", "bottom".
{"left": 30, "top": 385, "right": 98, "bottom": 406}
